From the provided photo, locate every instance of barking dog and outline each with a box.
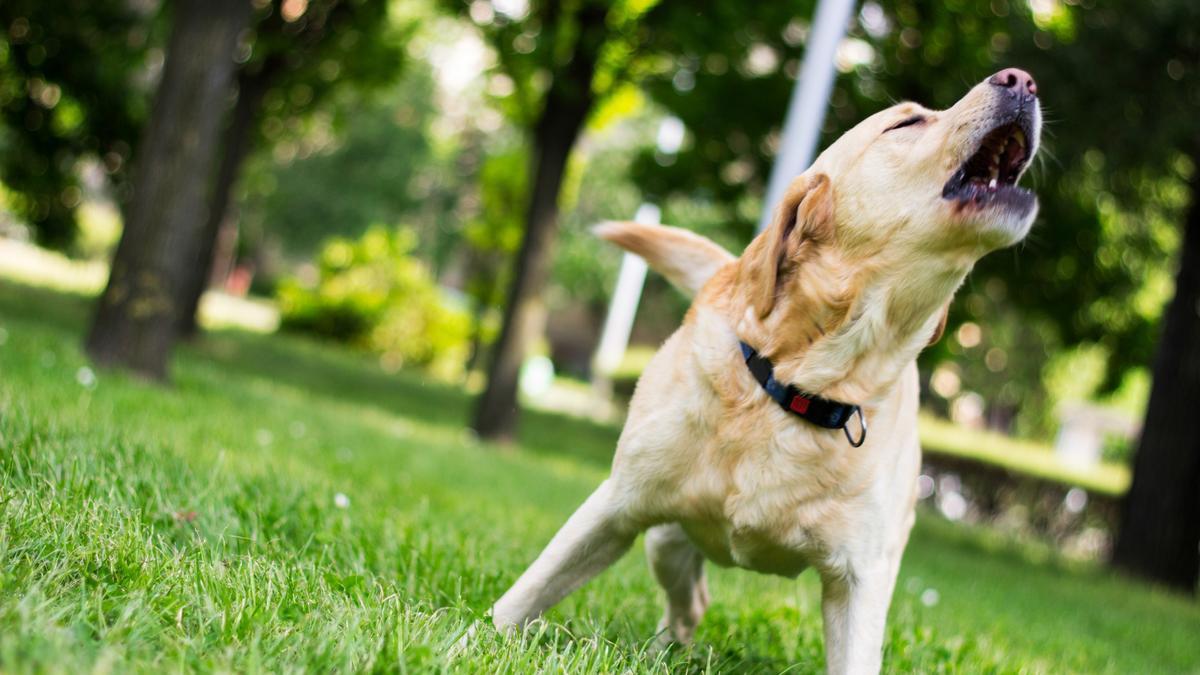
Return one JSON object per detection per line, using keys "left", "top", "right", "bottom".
{"left": 490, "top": 69, "right": 1041, "bottom": 674}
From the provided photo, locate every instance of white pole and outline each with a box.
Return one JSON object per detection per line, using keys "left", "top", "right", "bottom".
{"left": 592, "top": 203, "right": 660, "bottom": 380}
{"left": 758, "top": 0, "right": 857, "bottom": 231}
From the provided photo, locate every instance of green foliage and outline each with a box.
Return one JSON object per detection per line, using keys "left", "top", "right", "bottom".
{"left": 242, "top": 66, "right": 438, "bottom": 258}
{"left": 0, "top": 0, "right": 158, "bottom": 248}
{"left": 238, "top": 0, "right": 412, "bottom": 257}
{"left": 461, "top": 148, "right": 529, "bottom": 309}
{"left": 247, "top": 0, "right": 405, "bottom": 127}
{"left": 442, "top": 0, "right": 658, "bottom": 130}
{"left": 277, "top": 226, "right": 470, "bottom": 379}
{"left": 1, "top": 280, "right": 1198, "bottom": 672}
{"left": 553, "top": 141, "right": 645, "bottom": 311}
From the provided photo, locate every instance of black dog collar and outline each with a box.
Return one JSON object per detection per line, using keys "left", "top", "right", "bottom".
{"left": 739, "top": 341, "right": 867, "bottom": 447}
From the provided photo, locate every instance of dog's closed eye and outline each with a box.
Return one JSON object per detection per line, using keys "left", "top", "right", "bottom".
{"left": 884, "top": 115, "right": 926, "bottom": 132}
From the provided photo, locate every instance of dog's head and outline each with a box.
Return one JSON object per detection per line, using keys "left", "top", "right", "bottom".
{"left": 742, "top": 69, "right": 1042, "bottom": 324}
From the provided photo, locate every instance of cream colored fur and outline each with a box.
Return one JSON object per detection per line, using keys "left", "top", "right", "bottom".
{"left": 486, "top": 73, "right": 1042, "bottom": 674}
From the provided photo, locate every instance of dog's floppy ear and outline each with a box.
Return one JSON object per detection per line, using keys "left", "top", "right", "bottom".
{"left": 739, "top": 173, "right": 835, "bottom": 318}
{"left": 927, "top": 303, "right": 950, "bottom": 347}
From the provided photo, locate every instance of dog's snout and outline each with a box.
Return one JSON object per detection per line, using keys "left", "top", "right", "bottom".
{"left": 988, "top": 68, "right": 1037, "bottom": 97}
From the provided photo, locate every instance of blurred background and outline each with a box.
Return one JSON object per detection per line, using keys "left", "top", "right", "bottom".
{"left": 0, "top": 0, "right": 1196, "bottom": 651}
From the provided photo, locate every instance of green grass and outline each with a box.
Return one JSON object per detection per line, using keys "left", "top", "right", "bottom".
{"left": 0, "top": 280, "right": 1196, "bottom": 674}
{"left": 919, "top": 415, "right": 1130, "bottom": 497}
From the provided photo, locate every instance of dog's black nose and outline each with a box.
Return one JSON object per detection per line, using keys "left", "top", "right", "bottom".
{"left": 989, "top": 68, "right": 1038, "bottom": 97}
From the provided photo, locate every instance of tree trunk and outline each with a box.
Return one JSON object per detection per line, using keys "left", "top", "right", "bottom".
{"left": 470, "top": 4, "right": 609, "bottom": 441}
{"left": 177, "top": 63, "right": 277, "bottom": 339}
{"left": 1111, "top": 151, "right": 1200, "bottom": 593}
{"left": 85, "top": 0, "right": 250, "bottom": 379}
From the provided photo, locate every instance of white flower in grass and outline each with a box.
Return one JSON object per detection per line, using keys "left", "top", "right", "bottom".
{"left": 333, "top": 492, "right": 350, "bottom": 509}
{"left": 920, "top": 588, "right": 940, "bottom": 607}
{"left": 255, "top": 429, "right": 274, "bottom": 446}
{"left": 75, "top": 366, "right": 97, "bottom": 389}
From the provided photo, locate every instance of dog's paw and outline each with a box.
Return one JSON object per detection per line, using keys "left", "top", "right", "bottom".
{"left": 648, "top": 617, "right": 696, "bottom": 656}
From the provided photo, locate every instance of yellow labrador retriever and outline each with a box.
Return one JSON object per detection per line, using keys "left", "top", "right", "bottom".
{"left": 491, "top": 69, "right": 1041, "bottom": 673}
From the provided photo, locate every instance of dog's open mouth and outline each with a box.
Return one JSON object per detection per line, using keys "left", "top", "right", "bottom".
{"left": 942, "top": 121, "right": 1035, "bottom": 212}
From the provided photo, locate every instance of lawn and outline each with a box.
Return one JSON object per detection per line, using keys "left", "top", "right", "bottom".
{"left": 0, "top": 279, "right": 1197, "bottom": 673}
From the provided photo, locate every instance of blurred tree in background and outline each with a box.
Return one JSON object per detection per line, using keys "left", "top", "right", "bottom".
{"left": 177, "top": 0, "right": 406, "bottom": 338}
{"left": 85, "top": 0, "right": 250, "bottom": 379}
{"left": 1, "top": 0, "right": 408, "bottom": 379}
{"left": 1027, "top": 0, "right": 1200, "bottom": 593}
{"left": 0, "top": 0, "right": 406, "bottom": 339}
{"left": 438, "top": 0, "right": 657, "bottom": 440}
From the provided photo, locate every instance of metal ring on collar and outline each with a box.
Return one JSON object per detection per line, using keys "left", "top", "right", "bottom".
{"left": 843, "top": 406, "right": 867, "bottom": 447}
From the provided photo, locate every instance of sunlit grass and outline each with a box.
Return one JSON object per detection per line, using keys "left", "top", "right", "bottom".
{"left": 0, "top": 280, "right": 1196, "bottom": 673}
{"left": 0, "top": 238, "right": 277, "bottom": 333}
{"left": 919, "top": 414, "right": 1129, "bottom": 496}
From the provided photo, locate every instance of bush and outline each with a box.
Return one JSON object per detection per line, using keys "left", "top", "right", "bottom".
{"left": 277, "top": 226, "right": 470, "bottom": 379}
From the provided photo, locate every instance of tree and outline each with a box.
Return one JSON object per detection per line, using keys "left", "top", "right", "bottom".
{"left": 176, "top": 0, "right": 404, "bottom": 338}
{"left": 1027, "top": 0, "right": 1200, "bottom": 592}
{"left": 471, "top": 1, "right": 608, "bottom": 440}
{"left": 1113, "top": 162, "right": 1200, "bottom": 592}
{"left": 438, "top": 0, "right": 654, "bottom": 440}
{"left": 987, "top": 0, "right": 1200, "bottom": 592}
{"left": 85, "top": 0, "right": 250, "bottom": 379}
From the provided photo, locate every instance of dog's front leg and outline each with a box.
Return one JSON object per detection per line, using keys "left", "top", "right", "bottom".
{"left": 819, "top": 556, "right": 895, "bottom": 675}
{"left": 491, "top": 479, "right": 638, "bottom": 632}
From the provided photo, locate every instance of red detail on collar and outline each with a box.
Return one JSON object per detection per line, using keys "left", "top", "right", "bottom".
{"left": 789, "top": 395, "right": 811, "bottom": 414}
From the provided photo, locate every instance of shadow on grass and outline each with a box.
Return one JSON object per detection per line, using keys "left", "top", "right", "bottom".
{"left": 0, "top": 280, "right": 92, "bottom": 332}
{"left": 193, "top": 330, "right": 622, "bottom": 470}
{"left": 0, "top": 279, "right": 621, "bottom": 470}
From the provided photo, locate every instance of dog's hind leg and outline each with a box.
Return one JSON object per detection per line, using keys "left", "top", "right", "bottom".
{"left": 491, "top": 479, "right": 638, "bottom": 632}
{"left": 645, "top": 523, "right": 709, "bottom": 647}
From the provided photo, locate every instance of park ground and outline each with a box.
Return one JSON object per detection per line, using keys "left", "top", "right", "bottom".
{"left": 0, "top": 279, "right": 1197, "bottom": 674}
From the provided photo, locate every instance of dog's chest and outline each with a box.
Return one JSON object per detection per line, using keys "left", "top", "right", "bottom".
{"left": 677, "top": 424, "right": 870, "bottom": 577}
{"left": 681, "top": 517, "right": 819, "bottom": 577}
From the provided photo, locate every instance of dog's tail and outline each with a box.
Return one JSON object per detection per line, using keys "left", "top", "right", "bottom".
{"left": 593, "top": 221, "right": 735, "bottom": 298}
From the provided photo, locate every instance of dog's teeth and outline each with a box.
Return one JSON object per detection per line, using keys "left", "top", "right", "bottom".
{"left": 1015, "top": 131, "right": 1026, "bottom": 148}
{"left": 988, "top": 177, "right": 997, "bottom": 189}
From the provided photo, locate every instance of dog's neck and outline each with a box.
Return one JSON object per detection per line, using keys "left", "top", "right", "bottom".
{"left": 729, "top": 251, "right": 971, "bottom": 407}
